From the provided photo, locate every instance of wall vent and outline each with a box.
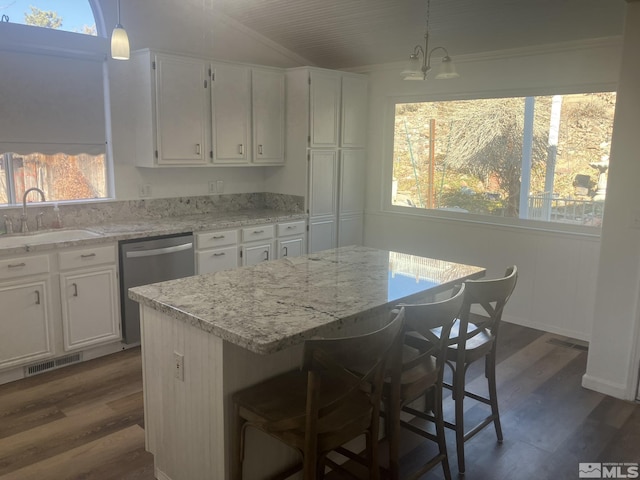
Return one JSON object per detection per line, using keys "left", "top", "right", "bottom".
{"left": 547, "top": 337, "right": 588, "bottom": 351}
{"left": 24, "top": 353, "right": 83, "bottom": 377}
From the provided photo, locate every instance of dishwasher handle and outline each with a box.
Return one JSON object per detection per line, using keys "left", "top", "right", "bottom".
{"left": 125, "top": 242, "right": 193, "bottom": 259}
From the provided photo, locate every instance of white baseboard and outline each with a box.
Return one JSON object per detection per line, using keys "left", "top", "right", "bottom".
{"left": 155, "top": 467, "right": 172, "bottom": 480}
{"left": 581, "top": 373, "right": 632, "bottom": 401}
{"left": 501, "top": 314, "right": 590, "bottom": 343}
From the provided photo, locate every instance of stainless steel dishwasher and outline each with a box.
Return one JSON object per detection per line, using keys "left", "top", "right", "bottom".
{"left": 119, "top": 233, "right": 194, "bottom": 344}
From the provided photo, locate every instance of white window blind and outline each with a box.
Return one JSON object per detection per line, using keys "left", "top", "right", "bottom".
{"left": 0, "top": 49, "right": 106, "bottom": 155}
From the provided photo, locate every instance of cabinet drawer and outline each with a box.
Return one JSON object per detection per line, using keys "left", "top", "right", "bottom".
{"left": 277, "top": 221, "right": 306, "bottom": 237}
{"left": 0, "top": 255, "right": 50, "bottom": 281}
{"left": 241, "top": 224, "right": 274, "bottom": 243}
{"left": 58, "top": 245, "right": 116, "bottom": 270}
{"left": 196, "top": 246, "right": 239, "bottom": 274}
{"left": 195, "top": 229, "right": 238, "bottom": 249}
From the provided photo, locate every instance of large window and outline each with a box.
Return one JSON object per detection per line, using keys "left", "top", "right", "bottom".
{"left": 0, "top": 2, "right": 110, "bottom": 206}
{"left": 391, "top": 93, "right": 616, "bottom": 227}
{"left": 0, "top": 1, "right": 98, "bottom": 35}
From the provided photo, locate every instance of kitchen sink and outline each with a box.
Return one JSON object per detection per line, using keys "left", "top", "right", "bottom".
{"left": 0, "top": 229, "right": 102, "bottom": 248}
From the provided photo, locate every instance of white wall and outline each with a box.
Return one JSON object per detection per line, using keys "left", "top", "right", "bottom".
{"left": 360, "top": 38, "right": 622, "bottom": 345}
{"left": 98, "top": 0, "right": 309, "bottom": 200}
{"left": 584, "top": 2, "right": 640, "bottom": 401}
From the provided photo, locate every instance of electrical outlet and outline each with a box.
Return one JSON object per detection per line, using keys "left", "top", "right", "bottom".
{"left": 139, "top": 184, "right": 152, "bottom": 198}
{"left": 174, "top": 352, "right": 184, "bottom": 381}
{"left": 630, "top": 210, "right": 640, "bottom": 229}
{"left": 208, "top": 181, "right": 217, "bottom": 194}
{"left": 216, "top": 180, "right": 224, "bottom": 194}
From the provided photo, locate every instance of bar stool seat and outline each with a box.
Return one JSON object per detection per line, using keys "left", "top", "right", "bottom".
{"left": 232, "top": 309, "right": 405, "bottom": 480}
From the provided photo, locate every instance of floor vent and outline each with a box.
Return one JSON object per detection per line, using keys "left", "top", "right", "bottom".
{"left": 25, "top": 353, "right": 83, "bottom": 377}
{"left": 547, "top": 337, "right": 589, "bottom": 351}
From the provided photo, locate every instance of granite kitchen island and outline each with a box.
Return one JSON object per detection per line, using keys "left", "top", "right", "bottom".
{"left": 129, "top": 246, "right": 485, "bottom": 480}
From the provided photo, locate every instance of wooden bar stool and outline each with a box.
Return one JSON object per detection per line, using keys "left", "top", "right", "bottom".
{"left": 444, "top": 266, "right": 518, "bottom": 475}
{"left": 384, "top": 285, "right": 465, "bottom": 480}
{"left": 231, "top": 309, "right": 405, "bottom": 480}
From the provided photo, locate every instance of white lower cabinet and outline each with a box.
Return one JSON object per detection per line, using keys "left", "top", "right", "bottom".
{"left": 0, "top": 254, "right": 53, "bottom": 370}
{"left": 195, "top": 229, "right": 239, "bottom": 274}
{"left": 241, "top": 225, "right": 275, "bottom": 266}
{"left": 242, "top": 242, "right": 273, "bottom": 266}
{"left": 0, "top": 279, "right": 52, "bottom": 369}
{"left": 278, "top": 237, "right": 304, "bottom": 258}
{"left": 58, "top": 245, "right": 121, "bottom": 351}
{"left": 309, "top": 216, "right": 337, "bottom": 253}
{"left": 277, "top": 220, "right": 306, "bottom": 258}
{"left": 60, "top": 267, "right": 120, "bottom": 351}
{"left": 338, "top": 214, "right": 364, "bottom": 247}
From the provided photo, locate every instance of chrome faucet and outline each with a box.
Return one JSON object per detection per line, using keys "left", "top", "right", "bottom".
{"left": 21, "top": 187, "right": 46, "bottom": 233}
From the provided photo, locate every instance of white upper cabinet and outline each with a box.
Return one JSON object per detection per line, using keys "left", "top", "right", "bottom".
{"left": 252, "top": 68, "right": 285, "bottom": 164}
{"left": 340, "top": 75, "right": 368, "bottom": 148}
{"left": 309, "top": 70, "right": 341, "bottom": 148}
{"left": 211, "top": 63, "right": 251, "bottom": 164}
{"left": 132, "top": 50, "right": 286, "bottom": 168}
{"left": 154, "top": 54, "right": 209, "bottom": 165}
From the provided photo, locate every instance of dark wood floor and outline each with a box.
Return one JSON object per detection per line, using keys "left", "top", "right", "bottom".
{"left": 0, "top": 323, "right": 638, "bottom": 480}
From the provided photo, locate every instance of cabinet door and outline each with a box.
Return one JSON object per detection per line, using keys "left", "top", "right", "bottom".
{"left": 278, "top": 236, "right": 305, "bottom": 259}
{"left": 242, "top": 243, "right": 273, "bottom": 266}
{"left": 338, "top": 214, "right": 364, "bottom": 247}
{"left": 341, "top": 75, "right": 368, "bottom": 148}
{"left": 309, "top": 150, "right": 338, "bottom": 217}
{"left": 155, "top": 54, "right": 209, "bottom": 165}
{"left": 339, "top": 150, "right": 366, "bottom": 215}
{"left": 309, "top": 70, "right": 340, "bottom": 148}
{"left": 308, "top": 217, "right": 337, "bottom": 253}
{"left": 212, "top": 63, "right": 251, "bottom": 164}
{"left": 196, "top": 246, "right": 239, "bottom": 274}
{"left": 0, "top": 280, "right": 52, "bottom": 368}
{"left": 253, "top": 68, "right": 285, "bottom": 164}
{"left": 61, "top": 267, "right": 120, "bottom": 351}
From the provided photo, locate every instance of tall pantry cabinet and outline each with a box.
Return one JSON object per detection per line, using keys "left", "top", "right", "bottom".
{"left": 286, "top": 68, "right": 368, "bottom": 253}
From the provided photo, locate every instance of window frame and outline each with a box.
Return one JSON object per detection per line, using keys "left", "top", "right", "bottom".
{"left": 383, "top": 84, "right": 617, "bottom": 237}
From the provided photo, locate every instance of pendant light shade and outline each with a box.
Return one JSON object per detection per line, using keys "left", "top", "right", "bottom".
{"left": 111, "top": 0, "right": 130, "bottom": 60}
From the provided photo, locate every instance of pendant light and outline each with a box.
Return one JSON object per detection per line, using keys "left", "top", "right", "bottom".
{"left": 401, "top": 0, "right": 458, "bottom": 80}
{"left": 111, "top": 0, "right": 130, "bottom": 60}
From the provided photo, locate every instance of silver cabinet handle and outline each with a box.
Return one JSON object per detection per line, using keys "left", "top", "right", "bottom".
{"left": 196, "top": 143, "right": 201, "bottom": 155}
{"left": 253, "top": 230, "right": 264, "bottom": 234}
{"left": 283, "top": 246, "right": 288, "bottom": 257}
{"left": 264, "top": 250, "right": 269, "bottom": 261}
{"left": 35, "top": 290, "right": 40, "bottom": 305}
{"left": 8, "top": 262, "right": 26, "bottom": 268}
{"left": 258, "top": 144, "right": 263, "bottom": 155}
{"left": 213, "top": 252, "right": 226, "bottom": 257}
{"left": 286, "top": 226, "right": 296, "bottom": 230}
{"left": 80, "top": 253, "right": 96, "bottom": 258}
{"left": 72, "top": 283, "right": 78, "bottom": 297}
{"left": 212, "top": 235, "right": 225, "bottom": 239}
{"left": 125, "top": 242, "right": 193, "bottom": 258}
{"left": 239, "top": 144, "right": 244, "bottom": 155}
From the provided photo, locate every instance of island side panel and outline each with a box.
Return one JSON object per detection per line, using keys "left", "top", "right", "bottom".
{"left": 141, "top": 306, "right": 223, "bottom": 480}
{"left": 141, "top": 305, "right": 306, "bottom": 480}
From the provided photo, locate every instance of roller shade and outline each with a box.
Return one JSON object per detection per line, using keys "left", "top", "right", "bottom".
{"left": 0, "top": 49, "right": 106, "bottom": 155}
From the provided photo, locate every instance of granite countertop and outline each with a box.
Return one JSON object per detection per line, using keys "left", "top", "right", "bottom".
{"left": 129, "top": 245, "right": 486, "bottom": 355}
{"left": 0, "top": 208, "right": 307, "bottom": 256}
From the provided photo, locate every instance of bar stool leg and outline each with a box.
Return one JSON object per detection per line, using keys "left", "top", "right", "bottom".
{"left": 453, "top": 366, "right": 466, "bottom": 475}
{"left": 486, "top": 352, "right": 503, "bottom": 442}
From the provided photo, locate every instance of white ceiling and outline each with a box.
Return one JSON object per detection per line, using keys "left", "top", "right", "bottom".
{"left": 201, "top": 0, "right": 626, "bottom": 69}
